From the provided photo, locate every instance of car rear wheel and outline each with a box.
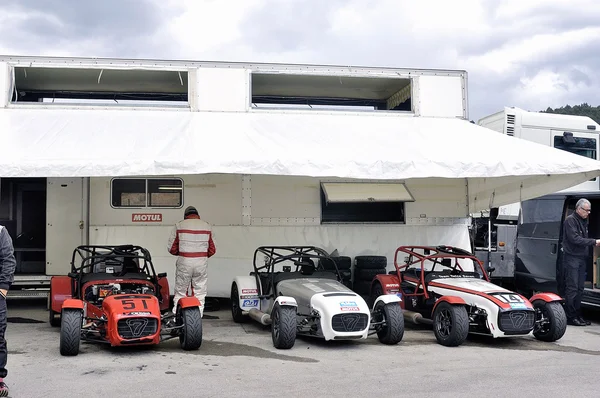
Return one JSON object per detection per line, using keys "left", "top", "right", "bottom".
{"left": 231, "top": 283, "right": 249, "bottom": 323}
{"left": 60, "top": 309, "right": 82, "bottom": 356}
{"left": 369, "top": 282, "right": 384, "bottom": 308}
{"left": 271, "top": 303, "right": 296, "bottom": 349}
{"left": 179, "top": 306, "right": 203, "bottom": 350}
{"left": 532, "top": 300, "right": 567, "bottom": 342}
{"left": 48, "top": 291, "right": 60, "bottom": 327}
{"left": 374, "top": 301, "right": 404, "bottom": 345}
{"left": 432, "top": 302, "right": 469, "bottom": 347}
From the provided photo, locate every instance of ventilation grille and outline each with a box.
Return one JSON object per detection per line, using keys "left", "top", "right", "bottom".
{"left": 506, "top": 114, "right": 515, "bottom": 136}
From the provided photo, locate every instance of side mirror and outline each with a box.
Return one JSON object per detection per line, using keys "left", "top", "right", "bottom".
{"left": 487, "top": 267, "right": 496, "bottom": 274}
{"left": 157, "top": 272, "right": 167, "bottom": 278}
{"left": 68, "top": 272, "right": 77, "bottom": 278}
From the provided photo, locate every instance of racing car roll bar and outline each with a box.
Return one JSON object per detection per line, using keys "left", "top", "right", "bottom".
{"left": 392, "top": 245, "right": 490, "bottom": 300}
{"left": 251, "top": 245, "right": 343, "bottom": 298}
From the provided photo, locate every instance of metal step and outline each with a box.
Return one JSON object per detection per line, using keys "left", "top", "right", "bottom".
{"left": 12, "top": 275, "right": 51, "bottom": 288}
{"left": 7, "top": 289, "right": 49, "bottom": 299}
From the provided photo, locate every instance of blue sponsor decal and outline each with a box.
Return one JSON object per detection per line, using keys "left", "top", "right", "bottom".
{"left": 242, "top": 299, "right": 259, "bottom": 307}
{"left": 339, "top": 301, "right": 357, "bottom": 307}
{"left": 509, "top": 302, "right": 527, "bottom": 309}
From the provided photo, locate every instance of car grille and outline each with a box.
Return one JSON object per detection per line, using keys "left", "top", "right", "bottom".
{"left": 117, "top": 317, "right": 158, "bottom": 339}
{"left": 497, "top": 310, "right": 535, "bottom": 334}
{"left": 331, "top": 313, "right": 368, "bottom": 332}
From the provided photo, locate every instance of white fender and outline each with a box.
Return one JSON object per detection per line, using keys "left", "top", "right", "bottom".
{"left": 232, "top": 276, "right": 260, "bottom": 311}
{"left": 373, "top": 293, "right": 402, "bottom": 309}
{"left": 274, "top": 296, "right": 297, "bottom": 308}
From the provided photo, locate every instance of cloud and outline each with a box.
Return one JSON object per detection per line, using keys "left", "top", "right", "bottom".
{"left": 0, "top": 0, "right": 175, "bottom": 57}
{"left": 1, "top": 0, "right": 600, "bottom": 121}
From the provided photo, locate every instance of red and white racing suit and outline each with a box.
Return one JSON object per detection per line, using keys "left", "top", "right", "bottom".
{"left": 167, "top": 214, "right": 216, "bottom": 317}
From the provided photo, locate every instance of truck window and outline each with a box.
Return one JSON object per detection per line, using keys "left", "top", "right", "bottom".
{"left": 111, "top": 178, "right": 183, "bottom": 208}
{"left": 553, "top": 136, "right": 597, "bottom": 159}
{"left": 519, "top": 198, "right": 564, "bottom": 239}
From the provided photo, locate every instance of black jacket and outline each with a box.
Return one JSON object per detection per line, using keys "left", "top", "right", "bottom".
{"left": 562, "top": 212, "right": 596, "bottom": 258}
{"left": 0, "top": 227, "right": 15, "bottom": 291}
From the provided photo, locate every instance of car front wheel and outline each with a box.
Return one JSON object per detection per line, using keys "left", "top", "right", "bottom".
{"left": 432, "top": 301, "right": 469, "bottom": 347}
{"left": 271, "top": 303, "right": 296, "bottom": 349}
{"left": 60, "top": 309, "right": 82, "bottom": 356}
{"left": 532, "top": 300, "right": 567, "bottom": 342}
{"left": 374, "top": 301, "right": 404, "bottom": 345}
{"left": 179, "top": 306, "right": 203, "bottom": 350}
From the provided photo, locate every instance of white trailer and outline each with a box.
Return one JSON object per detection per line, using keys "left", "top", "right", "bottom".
{"left": 472, "top": 107, "right": 600, "bottom": 280}
{"left": 0, "top": 57, "right": 598, "bottom": 301}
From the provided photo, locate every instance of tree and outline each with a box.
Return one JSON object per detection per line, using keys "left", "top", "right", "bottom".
{"left": 541, "top": 103, "right": 600, "bottom": 124}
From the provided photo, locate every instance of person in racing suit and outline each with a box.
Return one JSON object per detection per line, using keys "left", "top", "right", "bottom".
{"left": 0, "top": 225, "right": 15, "bottom": 397}
{"left": 167, "top": 206, "right": 216, "bottom": 318}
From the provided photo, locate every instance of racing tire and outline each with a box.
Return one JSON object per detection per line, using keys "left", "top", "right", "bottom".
{"left": 374, "top": 301, "right": 404, "bottom": 345}
{"left": 353, "top": 280, "right": 372, "bottom": 295}
{"left": 319, "top": 256, "right": 352, "bottom": 271}
{"left": 179, "top": 306, "right": 203, "bottom": 351}
{"left": 60, "top": 309, "right": 82, "bottom": 356}
{"left": 231, "top": 283, "right": 250, "bottom": 323}
{"left": 48, "top": 286, "right": 61, "bottom": 327}
{"left": 432, "top": 302, "right": 469, "bottom": 347}
{"left": 354, "top": 255, "right": 387, "bottom": 270}
{"left": 271, "top": 303, "right": 296, "bottom": 349}
{"left": 49, "top": 309, "right": 60, "bottom": 327}
{"left": 369, "top": 281, "right": 384, "bottom": 308}
{"left": 355, "top": 267, "right": 387, "bottom": 281}
{"left": 532, "top": 300, "right": 567, "bottom": 342}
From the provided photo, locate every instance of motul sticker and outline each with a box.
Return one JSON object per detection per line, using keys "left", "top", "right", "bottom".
{"left": 132, "top": 213, "right": 163, "bottom": 222}
{"left": 242, "top": 289, "right": 258, "bottom": 294}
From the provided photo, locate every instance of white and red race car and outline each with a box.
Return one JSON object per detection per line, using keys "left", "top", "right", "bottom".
{"left": 369, "top": 245, "right": 567, "bottom": 347}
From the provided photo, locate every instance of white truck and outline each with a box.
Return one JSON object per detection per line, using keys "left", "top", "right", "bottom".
{"left": 0, "top": 57, "right": 597, "bottom": 306}
{"left": 472, "top": 107, "right": 600, "bottom": 306}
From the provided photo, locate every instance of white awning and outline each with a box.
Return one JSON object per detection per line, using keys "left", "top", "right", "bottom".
{"left": 321, "top": 182, "right": 414, "bottom": 203}
{"left": 1, "top": 106, "right": 600, "bottom": 212}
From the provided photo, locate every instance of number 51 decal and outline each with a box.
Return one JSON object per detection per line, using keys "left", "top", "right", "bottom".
{"left": 122, "top": 299, "right": 149, "bottom": 310}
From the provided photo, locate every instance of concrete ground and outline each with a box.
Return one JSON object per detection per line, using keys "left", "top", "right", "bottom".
{"left": 3, "top": 299, "right": 600, "bottom": 398}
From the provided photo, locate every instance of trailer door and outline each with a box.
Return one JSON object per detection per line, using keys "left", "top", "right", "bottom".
{"left": 514, "top": 197, "right": 565, "bottom": 294}
{"left": 46, "top": 178, "right": 86, "bottom": 275}
{"left": 551, "top": 130, "right": 599, "bottom": 192}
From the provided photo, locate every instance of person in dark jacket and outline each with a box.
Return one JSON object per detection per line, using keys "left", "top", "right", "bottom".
{"left": 561, "top": 198, "right": 599, "bottom": 326}
{"left": 0, "top": 226, "right": 15, "bottom": 397}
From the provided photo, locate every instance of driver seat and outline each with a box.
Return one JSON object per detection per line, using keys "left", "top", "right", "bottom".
{"left": 298, "top": 257, "right": 316, "bottom": 275}
{"left": 123, "top": 257, "right": 139, "bottom": 273}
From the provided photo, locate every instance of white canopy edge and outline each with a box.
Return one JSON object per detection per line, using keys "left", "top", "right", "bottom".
{"left": 1, "top": 107, "right": 599, "bottom": 212}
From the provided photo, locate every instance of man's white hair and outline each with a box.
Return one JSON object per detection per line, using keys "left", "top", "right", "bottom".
{"left": 576, "top": 198, "right": 591, "bottom": 209}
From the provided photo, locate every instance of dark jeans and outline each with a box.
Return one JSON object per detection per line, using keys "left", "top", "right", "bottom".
{"left": 563, "top": 254, "right": 586, "bottom": 320}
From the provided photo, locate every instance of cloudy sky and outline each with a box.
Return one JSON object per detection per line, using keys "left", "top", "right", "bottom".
{"left": 0, "top": 0, "right": 597, "bottom": 121}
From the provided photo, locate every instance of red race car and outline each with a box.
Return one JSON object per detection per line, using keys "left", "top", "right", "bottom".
{"left": 49, "top": 245, "right": 203, "bottom": 356}
{"left": 368, "top": 245, "right": 567, "bottom": 347}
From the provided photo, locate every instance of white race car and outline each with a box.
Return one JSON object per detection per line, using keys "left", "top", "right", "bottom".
{"left": 230, "top": 245, "right": 405, "bottom": 349}
{"left": 370, "top": 245, "right": 567, "bottom": 347}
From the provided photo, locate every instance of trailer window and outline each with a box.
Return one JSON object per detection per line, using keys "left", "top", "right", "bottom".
{"left": 319, "top": 183, "right": 409, "bottom": 223}
{"left": 111, "top": 178, "right": 183, "bottom": 208}
{"left": 148, "top": 179, "right": 183, "bottom": 207}
{"left": 553, "top": 136, "right": 597, "bottom": 159}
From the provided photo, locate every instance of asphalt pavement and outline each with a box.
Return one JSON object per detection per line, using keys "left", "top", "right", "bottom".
{"left": 4, "top": 299, "right": 600, "bottom": 398}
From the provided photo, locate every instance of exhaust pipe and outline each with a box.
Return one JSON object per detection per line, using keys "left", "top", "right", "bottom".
{"left": 249, "top": 308, "right": 271, "bottom": 325}
{"left": 403, "top": 310, "right": 433, "bottom": 325}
